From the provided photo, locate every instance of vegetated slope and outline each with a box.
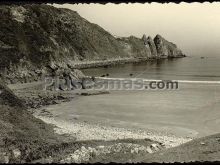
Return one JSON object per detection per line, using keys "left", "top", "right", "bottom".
{"left": 140, "top": 133, "right": 220, "bottom": 163}
{"left": 0, "top": 80, "right": 60, "bottom": 163}
{"left": 0, "top": 4, "right": 129, "bottom": 81}
{"left": 117, "top": 36, "right": 152, "bottom": 58}
{"left": 0, "top": 4, "right": 185, "bottom": 84}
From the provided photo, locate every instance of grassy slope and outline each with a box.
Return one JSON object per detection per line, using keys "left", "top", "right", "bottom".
{"left": 0, "top": 80, "right": 60, "bottom": 163}
{"left": 0, "top": 4, "right": 129, "bottom": 69}
{"left": 139, "top": 133, "right": 220, "bottom": 163}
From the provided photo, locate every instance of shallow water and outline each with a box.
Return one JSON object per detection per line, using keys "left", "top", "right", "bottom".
{"left": 46, "top": 56, "right": 220, "bottom": 138}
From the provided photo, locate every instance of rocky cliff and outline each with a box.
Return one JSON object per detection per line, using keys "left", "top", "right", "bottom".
{"left": 153, "top": 34, "right": 183, "bottom": 58}
{"left": 0, "top": 4, "right": 185, "bottom": 83}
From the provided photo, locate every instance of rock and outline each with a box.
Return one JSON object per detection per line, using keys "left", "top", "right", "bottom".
{"left": 3, "top": 155, "right": 9, "bottom": 163}
{"left": 0, "top": 152, "right": 9, "bottom": 163}
{"left": 42, "top": 156, "right": 53, "bottom": 163}
{"left": 146, "top": 36, "right": 158, "bottom": 57}
{"left": 81, "top": 146, "right": 87, "bottom": 151}
{"left": 151, "top": 143, "right": 158, "bottom": 148}
{"left": 12, "top": 149, "right": 21, "bottom": 159}
{"left": 146, "top": 146, "right": 153, "bottom": 153}
{"left": 200, "top": 142, "right": 205, "bottom": 145}
{"left": 97, "top": 145, "right": 105, "bottom": 149}
{"left": 87, "top": 147, "right": 93, "bottom": 152}
{"left": 151, "top": 143, "right": 159, "bottom": 151}
{"left": 134, "top": 147, "right": 139, "bottom": 154}
{"left": 138, "top": 146, "right": 147, "bottom": 152}
{"left": 154, "top": 34, "right": 183, "bottom": 58}
{"left": 71, "top": 154, "right": 79, "bottom": 162}
{"left": 161, "top": 143, "right": 166, "bottom": 146}
{"left": 65, "top": 157, "right": 71, "bottom": 163}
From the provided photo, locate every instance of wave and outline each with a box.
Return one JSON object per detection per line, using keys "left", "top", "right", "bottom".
{"left": 134, "top": 72, "right": 220, "bottom": 78}
{"left": 95, "top": 77, "right": 220, "bottom": 84}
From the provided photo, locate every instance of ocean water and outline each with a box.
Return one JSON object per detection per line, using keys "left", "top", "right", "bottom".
{"left": 46, "top": 56, "right": 220, "bottom": 138}
{"left": 82, "top": 56, "right": 220, "bottom": 81}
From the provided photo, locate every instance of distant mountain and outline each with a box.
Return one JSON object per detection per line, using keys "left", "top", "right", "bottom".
{"left": 0, "top": 4, "right": 185, "bottom": 83}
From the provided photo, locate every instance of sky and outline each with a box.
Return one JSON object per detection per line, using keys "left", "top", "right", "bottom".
{"left": 52, "top": 3, "right": 220, "bottom": 57}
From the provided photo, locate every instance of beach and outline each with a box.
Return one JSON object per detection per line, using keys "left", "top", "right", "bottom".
{"left": 7, "top": 56, "right": 220, "bottom": 163}
{"left": 35, "top": 114, "right": 192, "bottom": 148}
{"left": 10, "top": 82, "right": 192, "bottom": 163}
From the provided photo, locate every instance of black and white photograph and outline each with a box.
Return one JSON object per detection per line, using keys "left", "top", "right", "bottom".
{"left": 0, "top": 1, "right": 220, "bottom": 163}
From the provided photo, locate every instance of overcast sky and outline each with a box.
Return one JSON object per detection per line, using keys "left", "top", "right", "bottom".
{"left": 53, "top": 3, "right": 220, "bottom": 57}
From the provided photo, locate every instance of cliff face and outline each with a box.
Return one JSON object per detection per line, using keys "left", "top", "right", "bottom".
{"left": 0, "top": 4, "right": 129, "bottom": 66}
{"left": 0, "top": 4, "right": 185, "bottom": 83}
{"left": 118, "top": 34, "right": 184, "bottom": 59}
{"left": 117, "top": 35, "right": 152, "bottom": 58}
{"left": 153, "top": 34, "right": 183, "bottom": 58}
{"left": 142, "top": 35, "right": 157, "bottom": 57}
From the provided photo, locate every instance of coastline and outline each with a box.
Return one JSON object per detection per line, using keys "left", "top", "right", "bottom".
{"left": 11, "top": 75, "right": 195, "bottom": 148}
{"left": 11, "top": 83, "right": 193, "bottom": 163}
{"left": 70, "top": 56, "right": 185, "bottom": 69}
{"left": 32, "top": 111, "right": 192, "bottom": 163}
{"left": 7, "top": 70, "right": 220, "bottom": 163}
{"left": 4, "top": 56, "right": 186, "bottom": 85}
{"left": 9, "top": 57, "right": 198, "bottom": 163}
{"left": 35, "top": 114, "right": 192, "bottom": 149}
{"left": 71, "top": 57, "right": 148, "bottom": 69}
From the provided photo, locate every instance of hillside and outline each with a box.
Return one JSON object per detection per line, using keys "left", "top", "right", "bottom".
{"left": 139, "top": 133, "right": 220, "bottom": 163}
{"left": 0, "top": 4, "right": 185, "bottom": 84}
{"left": 0, "top": 80, "right": 62, "bottom": 163}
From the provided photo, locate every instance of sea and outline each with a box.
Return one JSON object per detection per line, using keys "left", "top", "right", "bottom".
{"left": 45, "top": 56, "right": 220, "bottom": 138}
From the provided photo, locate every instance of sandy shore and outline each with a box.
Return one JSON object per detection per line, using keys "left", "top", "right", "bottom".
{"left": 35, "top": 114, "right": 192, "bottom": 149}
{"left": 11, "top": 80, "right": 194, "bottom": 163}
{"left": 10, "top": 78, "right": 193, "bottom": 149}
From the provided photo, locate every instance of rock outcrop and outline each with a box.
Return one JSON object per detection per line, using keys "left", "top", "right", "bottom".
{"left": 119, "top": 34, "right": 184, "bottom": 59}
{"left": 0, "top": 4, "right": 185, "bottom": 84}
{"left": 117, "top": 35, "right": 152, "bottom": 58}
{"left": 154, "top": 34, "right": 183, "bottom": 58}
{"left": 144, "top": 35, "right": 158, "bottom": 57}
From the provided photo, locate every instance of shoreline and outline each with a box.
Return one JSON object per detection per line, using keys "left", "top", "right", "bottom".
{"left": 70, "top": 56, "right": 185, "bottom": 69}
{"left": 8, "top": 79, "right": 220, "bottom": 163}
{"left": 4, "top": 56, "right": 185, "bottom": 85}
{"left": 27, "top": 97, "right": 193, "bottom": 163}
{"left": 34, "top": 111, "right": 192, "bottom": 149}
{"left": 10, "top": 69, "right": 197, "bottom": 163}
{"left": 71, "top": 57, "right": 147, "bottom": 69}
{"left": 11, "top": 78, "right": 196, "bottom": 147}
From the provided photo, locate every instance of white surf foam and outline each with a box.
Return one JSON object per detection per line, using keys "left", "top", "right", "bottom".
{"left": 94, "top": 77, "right": 220, "bottom": 84}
